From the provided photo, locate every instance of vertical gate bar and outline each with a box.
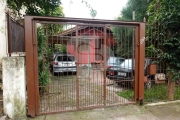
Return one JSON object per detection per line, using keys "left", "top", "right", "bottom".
{"left": 138, "top": 23, "right": 145, "bottom": 102}
{"left": 7, "top": 10, "right": 12, "bottom": 56}
{"left": 76, "top": 25, "right": 80, "bottom": 110}
{"left": 25, "top": 16, "right": 36, "bottom": 117}
{"left": 134, "top": 26, "right": 139, "bottom": 102}
{"left": 127, "top": 28, "right": 129, "bottom": 90}
{"left": 124, "top": 28, "right": 127, "bottom": 90}
{"left": 32, "top": 21, "right": 40, "bottom": 115}
{"left": 160, "top": 23, "right": 163, "bottom": 73}
{"left": 157, "top": 22, "right": 160, "bottom": 72}
{"left": 132, "top": 26, "right": 135, "bottom": 88}
{"left": 88, "top": 26, "right": 90, "bottom": 107}
{"left": 154, "top": 24, "right": 156, "bottom": 58}
{"left": 120, "top": 27, "right": 123, "bottom": 103}
{"left": 103, "top": 26, "right": 107, "bottom": 106}
{"left": 100, "top": 27, "right": 102, "bottom": 104}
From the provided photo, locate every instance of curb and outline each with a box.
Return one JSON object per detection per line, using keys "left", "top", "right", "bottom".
{"left": 145, "top": 100, "right": 180, "bottom": 106}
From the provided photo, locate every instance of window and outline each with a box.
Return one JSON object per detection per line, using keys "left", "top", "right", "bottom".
{"left": 95, "top": 39, "right": 102, "bottom": 49}
{"left": 95, "top": 39, "right": 104, "bottom": 60}
{"left": 57, "top": 56, "right": 75, "bottom": 61}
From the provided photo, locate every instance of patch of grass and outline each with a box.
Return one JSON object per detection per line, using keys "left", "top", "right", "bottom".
{"left": 117, "top": 84, "right": 180, "bottom": 103}
{"left": 144, "top": 84, "right": 168, "bottom": 102}
{"left": 174, "top": 85, "right": 180, "bottom": 99}
{"left": 117, "top": 89, "right": 134, "bottom": 101}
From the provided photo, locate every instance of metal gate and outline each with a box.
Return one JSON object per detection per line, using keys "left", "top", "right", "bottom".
{"left": 25, "top": 16, "right": 145, "bottom": 116}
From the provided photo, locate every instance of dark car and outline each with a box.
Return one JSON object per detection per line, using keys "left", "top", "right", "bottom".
{"left": 107, "top": 58, "right": 151, "bottom": 88}
{"left": 106, "top": 57, "right": 125, "bottom": 75}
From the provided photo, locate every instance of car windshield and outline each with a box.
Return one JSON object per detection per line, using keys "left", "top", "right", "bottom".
{"left": 57, "top": 56, "right": 75, "bottom": 61}
{"left": 120, "top": 59, "right": 134, "bottom": 68}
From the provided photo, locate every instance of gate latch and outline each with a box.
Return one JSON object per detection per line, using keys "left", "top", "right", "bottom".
{"left": 138, "top": 37, "right": 145, "bottom": 45}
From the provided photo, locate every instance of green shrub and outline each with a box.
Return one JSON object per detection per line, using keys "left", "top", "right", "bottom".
{"left": 37, "top": 28, "right": 52, "bottom": 87}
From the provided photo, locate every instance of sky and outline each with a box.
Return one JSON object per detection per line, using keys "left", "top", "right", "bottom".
{"left": 61, "top": 0, "right": 128, "bottom": 20}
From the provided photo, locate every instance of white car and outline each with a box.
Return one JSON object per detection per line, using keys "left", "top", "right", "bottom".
{"left": 53, "top": 53, "right": 76, "bottom": 74}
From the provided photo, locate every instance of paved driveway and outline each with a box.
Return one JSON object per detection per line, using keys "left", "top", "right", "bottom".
{"left": 28, "top": 101, "right": 180, "bottom": 120}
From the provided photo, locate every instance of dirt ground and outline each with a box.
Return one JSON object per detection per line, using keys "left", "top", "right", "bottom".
{"left": 78, "top": 68, "right": 115, "bottom": 85}
{"left": 39, "top": 71, "right": 129, "bottom": 113}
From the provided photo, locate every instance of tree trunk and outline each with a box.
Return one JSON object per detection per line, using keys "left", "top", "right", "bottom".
{"left": 168, "top": 72, "right": 175, "bottom": 101}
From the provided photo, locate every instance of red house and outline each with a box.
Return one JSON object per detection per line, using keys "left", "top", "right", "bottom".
{"left": 51, "top": 26, "right": 116, "bottom": 65}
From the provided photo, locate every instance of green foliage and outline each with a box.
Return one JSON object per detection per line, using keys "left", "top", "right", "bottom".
{"left": 117, "top": 89, "right": 134, "bottom": 101}
{"left": 145, "top": 44, "right": 160, "bottom": 58}
{"left": 112, "top": 27, "right": 133, "bottom": 58}
{"left": 113, "top": 0, "right": 152, "bottom": 58}
{"left": 55, "top": 44, "right": 67, "bottom": 52}
{"left": 37, "top": 28, "right": 51, "bottom": 86}
{"left": 119, "top": 0, "right": 153, "bottom": 21}
{"left": 144, "top": 84, "right": 168, "bottom": 102}
{"left": 38, "top": 59, "right": 51, "bottom": 86}
{"left": 117, "top": 84, "right": 180, "bottom": 103}
{"left": 147, "top": 0, "right": 180, "bottom": 81}
{"left": 7, "top": 0, "right": 63, "bottom": 19}
{"left": 7, "top": 0, "right": 64, "bottom": 27}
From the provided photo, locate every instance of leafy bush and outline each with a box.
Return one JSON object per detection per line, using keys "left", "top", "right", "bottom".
{"left": 38, "top": 59, "right": 51, "bottom": 86}
{"left": 37, "top": 28, "right": 52, "bottom": 87}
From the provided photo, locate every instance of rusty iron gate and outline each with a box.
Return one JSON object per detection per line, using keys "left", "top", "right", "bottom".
{"left": 25, "top": 16, "right": 145, "bottom": 117}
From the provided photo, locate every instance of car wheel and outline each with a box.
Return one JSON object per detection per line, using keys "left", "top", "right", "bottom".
{"left": 145, "top": 80, "right": 151, "bottom": 89}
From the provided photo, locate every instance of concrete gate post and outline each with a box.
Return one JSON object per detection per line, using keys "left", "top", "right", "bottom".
{"left": 2, "top": 57, "right": 26, "bottom": 119}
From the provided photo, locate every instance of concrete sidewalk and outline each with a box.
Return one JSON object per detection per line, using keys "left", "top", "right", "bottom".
{"left": 28, "top": 101, "right": 180, "bottom": 120}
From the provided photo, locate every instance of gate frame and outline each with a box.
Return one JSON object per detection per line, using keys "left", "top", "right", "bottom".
{"left": 25, "top": 16, "right": 145, "bottom": 117}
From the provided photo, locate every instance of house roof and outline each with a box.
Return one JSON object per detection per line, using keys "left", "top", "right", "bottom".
{"left": 48, "top": 26, "right": 113, "bottom": 44}
{"left": 58, "top": 26, "right": 112, "bottom": 36}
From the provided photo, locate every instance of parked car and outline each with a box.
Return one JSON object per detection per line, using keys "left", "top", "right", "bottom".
{"left": 107, "top": 58, "right": 152, "bottom": 88}
{"left": 106, "top": 57, "right": 125, "bottom": 75}
{"left": 52, "top": 52, "right": 76, "bottom": 74}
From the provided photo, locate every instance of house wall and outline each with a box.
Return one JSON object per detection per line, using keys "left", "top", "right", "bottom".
{"left": 0, "top": 0, "right": 7, "bottom": 62}
{"left": 67, "top": 37, "right": 114, "bottom": 64}
{"left": 65, "top": 26, "right": 116, "bottom": 65}
{"left": 78, "top": 40, "right": 95, "bottom": 64}
{"left": 67, "top": 40, "right": 95, "bottom": 64}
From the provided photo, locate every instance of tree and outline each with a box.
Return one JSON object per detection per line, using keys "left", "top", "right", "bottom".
{"left": 7, "top": 0, "right": 62, "bottom": 19}
{"left": 111, "top": 0, "right": 153, "bottom": 57}
{"left": 112, "top": 27, "right": 133, "bottom": 58}
{"left": 147, "top": 0, "right": 180, "bottom": 100}
{"left": 119, "top": 0, "right": 153, "bottom": 21}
